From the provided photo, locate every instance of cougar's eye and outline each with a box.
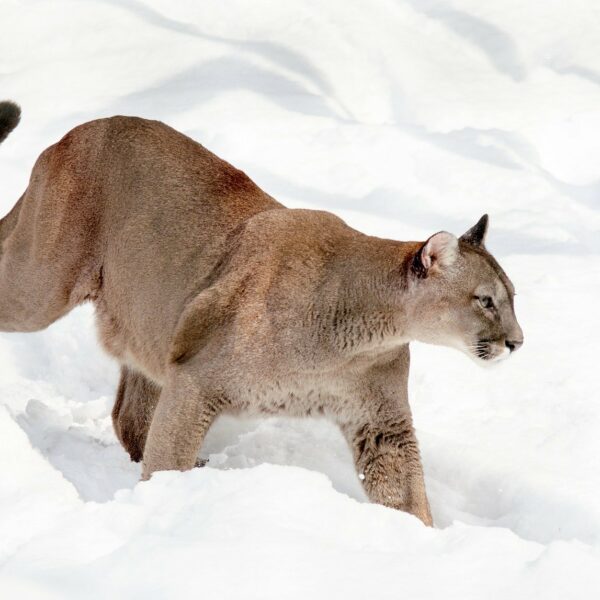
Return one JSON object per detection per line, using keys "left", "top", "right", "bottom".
{"left": 477, "top": 295, "right": 494, "bottom": 310}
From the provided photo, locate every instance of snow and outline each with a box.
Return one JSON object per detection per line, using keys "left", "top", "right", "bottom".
{"left": 1, "top": 1, "right": 599, "bottom": 598}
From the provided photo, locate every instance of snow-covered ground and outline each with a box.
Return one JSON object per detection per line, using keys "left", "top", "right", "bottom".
{"left": 1, "top": 1, "right": 599, "bottom": 598}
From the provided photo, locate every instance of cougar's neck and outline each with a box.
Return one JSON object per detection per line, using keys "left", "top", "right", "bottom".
{"left": 312, "top": 236, "right": 423, "bottom": 355}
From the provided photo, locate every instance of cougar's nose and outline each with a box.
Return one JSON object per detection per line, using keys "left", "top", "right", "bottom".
{"left": 505, "top": 338, "right": 523, "bottom": 352}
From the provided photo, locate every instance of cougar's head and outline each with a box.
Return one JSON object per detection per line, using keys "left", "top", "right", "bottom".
{"left": 409, "top": 215, "right": 523, "bottom": 364}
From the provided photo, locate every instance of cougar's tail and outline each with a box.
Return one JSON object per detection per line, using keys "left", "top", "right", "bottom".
{"left": 0, "top": 101, "right": 21, "bottom": 144}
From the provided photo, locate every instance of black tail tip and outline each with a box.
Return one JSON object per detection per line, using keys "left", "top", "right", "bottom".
{"left": 0, "top": 101, "right": 22, "bottom": 144}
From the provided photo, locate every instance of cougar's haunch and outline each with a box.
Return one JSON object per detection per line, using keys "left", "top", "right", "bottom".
{"left": 0, "top": 102, "right": 523, "bottom": 526}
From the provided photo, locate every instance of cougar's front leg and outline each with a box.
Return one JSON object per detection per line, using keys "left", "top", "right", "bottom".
{"left": 342, "top": 344, "right": 432, "bottom": 526}
{"left": 142, "top": 369, "right": 226, "bottom": 480}
{"left": 346, "top": 417, "right": 432, "bottom": 526}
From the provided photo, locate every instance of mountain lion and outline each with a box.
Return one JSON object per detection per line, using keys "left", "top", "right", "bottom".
{"left": 0, "top": 101, "right": 523, "bottom": 525}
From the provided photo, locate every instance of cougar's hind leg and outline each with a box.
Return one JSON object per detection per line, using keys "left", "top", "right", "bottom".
{"left": 1, "top": 132, "right": 103, "bottom": 332}
{"left": 112, "top": 366, "right": 162, "bottom": 463}
{"left": 0, "top": 194, "right": 79, "bottom": 331}
{"left": 0, "top": 194, "right": 31, "bottom": 330}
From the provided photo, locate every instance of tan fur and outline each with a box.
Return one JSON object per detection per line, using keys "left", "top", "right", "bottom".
{"left": 0, "top": 105, "right": 523, "bottom": 526}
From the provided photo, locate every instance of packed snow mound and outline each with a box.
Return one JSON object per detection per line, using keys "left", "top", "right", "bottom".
{"left": 2, "top": 464, "right": 599, "bottom": 600}
{"left": 1, "top": 1, "right": 599, "bottom": 598}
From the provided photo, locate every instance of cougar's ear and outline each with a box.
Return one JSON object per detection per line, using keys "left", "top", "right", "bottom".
{"left": 413, "top": 231, "right": 458, "bottom": 277}
{"left": 459, "top": 214, "right": 489, "bottom": 247}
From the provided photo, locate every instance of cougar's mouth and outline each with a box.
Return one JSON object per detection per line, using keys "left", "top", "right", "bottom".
{"left": 472, "top": 339, "right": 510, "bottom": 363}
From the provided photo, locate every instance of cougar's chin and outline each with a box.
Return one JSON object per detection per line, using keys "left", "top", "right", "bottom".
{"left": 467, "top": 339, "right": 510, "bottom": 366}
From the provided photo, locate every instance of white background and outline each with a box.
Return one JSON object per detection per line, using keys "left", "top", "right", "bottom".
{"left": 0, "top": 1, "right": 599, "bottom": 598}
